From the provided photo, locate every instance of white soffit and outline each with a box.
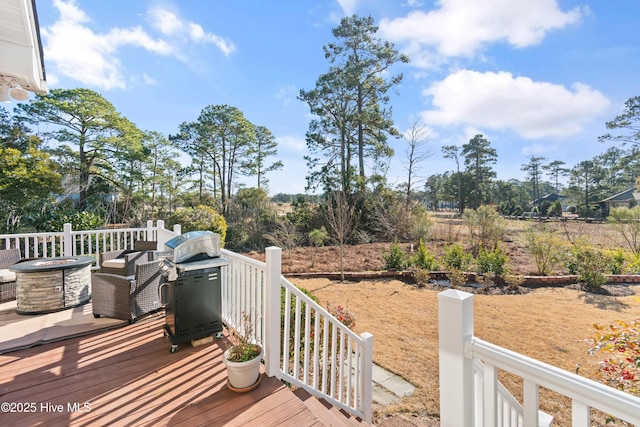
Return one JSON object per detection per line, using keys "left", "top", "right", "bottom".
{"left": 0, "top": 0, "right": 48, "bottom": 94}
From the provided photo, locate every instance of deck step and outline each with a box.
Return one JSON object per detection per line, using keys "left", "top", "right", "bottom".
{"left": 293, "top": 388, "right": 370, "bottom": 426}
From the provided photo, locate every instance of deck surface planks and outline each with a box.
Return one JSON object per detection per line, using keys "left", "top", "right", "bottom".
{"left": 0, "top": 314, "right": 335, "bottom": 426}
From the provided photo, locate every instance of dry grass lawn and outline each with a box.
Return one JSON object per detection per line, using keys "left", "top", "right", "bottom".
{"left": 246, "top": 218, "right": 640, "bottom": 425}
{"left": 292, "top": 277, "right": 640, "bottom": 426}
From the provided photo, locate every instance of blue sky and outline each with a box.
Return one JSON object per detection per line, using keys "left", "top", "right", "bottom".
{"left": 32, "top": 0, "right": 640, "bottom": 195}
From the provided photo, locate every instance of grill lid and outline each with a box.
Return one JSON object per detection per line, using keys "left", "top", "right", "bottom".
{"left": 164, "top": 230, "right": 220, "bottom": 264}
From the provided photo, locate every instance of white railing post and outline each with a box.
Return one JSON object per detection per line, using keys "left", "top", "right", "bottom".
{"left": 438, "top": 289, "right": 475, "bottom": 427}
{"left": 360, "top": 332, "right": 373, "bottom": 424}
{"left": 146, "top": 220, "right": 154, "bottom": 244}
{"left": 264, "top": 246, "right": 281, "bottom": 377}
{"left": 173, "top": 223, "right": 181, "bottom": 235}
{"left": 63, "top": 223, "right": 73, "bottom": 256}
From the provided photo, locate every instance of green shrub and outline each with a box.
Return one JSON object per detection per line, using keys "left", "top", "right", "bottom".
{"left": 410, "top": 239, "right": 439, "bottom": 270}
{"left": 413, "top": 268, "right": 431, "bottom": 288}
{"left": 524, "top": 224, "right": 562, "bottom": 276}
{"left": 549, "top": 200, "right": 563, "bottom": 217}
{"left": 563, "top": 239, "right": 611, "bottom": 289}
{"left": 446, "top": 268, "right": 467, "bottom": 288}
{"left": 462, "top": 205, "right": 506, "bottom": 254}
{"left": 407, "top": 203, "right": 433, "bottom": 242}
{"left": 624, "top": 252, "right": 640, "bottom": 274}
{"left": 605, "top": 248, "right": 627, "bottom": 275}
{"left": 167, "top": 205, "right": 227, "bottom": 245}
{"left": 539, "top": 200, "right": 552, "bottom": 216}
{"left": 442, "top": 243, "right": 473, "bottom": 271}
{"left": 476, "top": 245, "right": 509, "bottom": 276}
{"left": 383, "top": 241, "right": 409, "bottom": 271}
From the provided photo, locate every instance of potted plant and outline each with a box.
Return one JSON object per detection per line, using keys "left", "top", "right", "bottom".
{"left": 222, "top": 312, "right": 264, "bottom": 391}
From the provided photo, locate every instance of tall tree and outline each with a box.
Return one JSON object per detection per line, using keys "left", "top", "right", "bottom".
{"left": 402, "top": 119, "right": 433, "bottom": 205}
{"left": 599, "top": 95, "right": 640, "bottom": 147}
{"left": 521, "top": 155, "right": 547, "bottom": 204}
{"left": 300, "top": 15, "right": 408, "bottom": 193}
{"left": 568, "top": 160, "right": 605, "bottom": 216}
{"left": 461, "top": 134, "right": 497, "bottom": 209}
{"left": 243, "top": 125, "right": 283, "bottom": 189}
{"left": 15, "top": 88, "right": 144, "bottom": 210}
{"left": 442, "top": 145, "right": 464, "bottom": 213}
{"left": 171, "top": 121, "right": 216, "bottom": 202}
{"left": 0, "top": 108, "right": 61, "bottom": 231}
{"left": 543, "top": 159, "right": 568, "bottom": 194}
{"left": 299, "top": 68, "right": 357, "bottom": 193}
{"left": 195, "top": 105, "right": 255, "bottom": 214}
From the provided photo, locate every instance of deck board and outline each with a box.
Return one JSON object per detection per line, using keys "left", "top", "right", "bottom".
{"left": 0, "top": 314, "right": 336, "bottom": 426}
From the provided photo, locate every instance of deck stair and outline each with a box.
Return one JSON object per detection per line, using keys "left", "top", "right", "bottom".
{"left": 293, "top": 388, "right": 371, "bottom": 426}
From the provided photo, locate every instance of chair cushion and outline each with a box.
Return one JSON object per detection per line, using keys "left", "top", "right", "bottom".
{"left": 102, "top": 259, "right": 126, "bottom": 269}
{"left": 0, "top": 269, "right": 16, "bottom": 283}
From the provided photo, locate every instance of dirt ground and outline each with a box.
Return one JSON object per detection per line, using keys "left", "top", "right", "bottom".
{"left": 245, "top": 218, "right": 640, "bottom": 425}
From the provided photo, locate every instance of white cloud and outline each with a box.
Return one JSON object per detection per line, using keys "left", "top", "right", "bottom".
{"left": 42, "top": 0, "right": 234, "bottom": 90}
{"left": 188, "top": 23, "right": 235, "bottom": 55}
{"left": 147, "top": 7, "right": 183, "bottom": 35}
{"left": 379, "top": 0, "right": 587, "bottom": 60}
{"left": 420, "top": 70, "right": 611, "bottom": 139}
{"left": 147, "top": 6, "right": 235, "bottom": 55}
{"left": 42, "top": 0, "right": 173, "bottom": 89}
{"left": 335, "top": 0, "right": 360, "bottom": 16}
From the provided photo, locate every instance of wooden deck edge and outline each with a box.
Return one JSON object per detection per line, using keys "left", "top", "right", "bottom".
{"left": 292, "top": 387, "right": 370, "bottom": 426}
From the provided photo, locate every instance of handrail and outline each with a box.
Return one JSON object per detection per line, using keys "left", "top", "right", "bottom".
{"left": 220, "top": 248, "right": 373, "bottom": 423}
{"left": 0, "top": 221, "right": 165, "bottom": 267}
{"left": 468, "top": 336, "right": 640, "bottom": 425}
{"left": 438, "top": 289, "right": 640, "bottom": 427}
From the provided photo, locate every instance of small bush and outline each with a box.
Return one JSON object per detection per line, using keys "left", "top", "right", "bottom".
{"left": 476, "top": 245, "right": 509, "bottom": 276}
{"left": 442, "top": 243, "right": 473, "bottom": 271}
{"left": 624, "top": 252, "right": 640, "bottom": 274}
{"left": 447, "top": 268, "right": 467, "bottom": 288}
{"left": 462, "top": 206, "right": 506, "bottom": 254}
{"left": 327, "top": 302, "right": 356, "bottom": 330}
{"left": 413, "top": 268, "right": 431, "bottom": 288}
{"left": 383, "top": 241, "right": 409, "bottom": 270}
{"left": 410, "top": 239, "right": 439, "bottom": 270}
{"left": 605, "top": 248, "right": 627, "bottom": 275}
{"left": 167, "top": 205, "right": 227, "bottom": 245}
{"left": 503, "top": 274, "right": 525, "bottom": 290}
{"left": 524, "top": 225, "right": 562, "bottom": 276}
{"left": 563, "top": 239, "right": 611, "bottom": 289}
{"left": 590, "top": 319, "right": 640, "bottom": 397}
{"left": 549, "top": 200, "right": 563, "bottom": 217}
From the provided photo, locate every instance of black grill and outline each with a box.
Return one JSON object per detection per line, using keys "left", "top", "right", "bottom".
{"left": 160, "top": 231, "right": 228, "bottom": 353}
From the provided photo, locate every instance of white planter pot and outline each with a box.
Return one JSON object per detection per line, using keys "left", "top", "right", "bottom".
{"left": 223, "top": 345, "right": 264, "bottom": 389}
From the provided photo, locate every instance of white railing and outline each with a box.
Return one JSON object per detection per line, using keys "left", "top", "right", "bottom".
{"left": 221, "top": 247, "right": 373, "bottom": 423}
{"left": 0, "top": 220, "right": 179, "bottom": 267}
{"left": 439, "top": 289, "right": 640, "bottom": 427}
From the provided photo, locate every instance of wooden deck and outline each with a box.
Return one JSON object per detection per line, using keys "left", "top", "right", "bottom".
{"left": 0, "top": 314, "right": 368, "bottom": 426}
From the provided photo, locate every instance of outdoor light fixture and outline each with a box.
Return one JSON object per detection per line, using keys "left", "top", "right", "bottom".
{"left": 9, "top": 84, "right": 29, "bottom": 101}
{"left": 0, "top": 77, "right": 30, "bottom": 102}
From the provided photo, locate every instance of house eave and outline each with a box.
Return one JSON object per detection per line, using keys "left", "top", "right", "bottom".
{"left": 0, "top": 0, "right": 48, "bottom": 96}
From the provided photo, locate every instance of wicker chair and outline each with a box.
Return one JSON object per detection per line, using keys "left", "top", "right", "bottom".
{"left": 92, "top": 260, "right": 165, "bottom": 323}
{"left": 0, "top": 248, "right": 21, "bottom": 302}
{"left": 134, "top": 241, "right": 157, "bottom": 251}
{"left": 99, "top": 249, "right": 154, "bottom": 276}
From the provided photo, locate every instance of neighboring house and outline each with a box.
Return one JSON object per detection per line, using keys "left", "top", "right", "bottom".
{"left": 599, "top": 187, "right": 638, "bottom": 216}
{"left": 0, "top": 0, "right": 48, "bottom": 102}
{"left": 532, "top": 193, "right": 568, "bottom": 211}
